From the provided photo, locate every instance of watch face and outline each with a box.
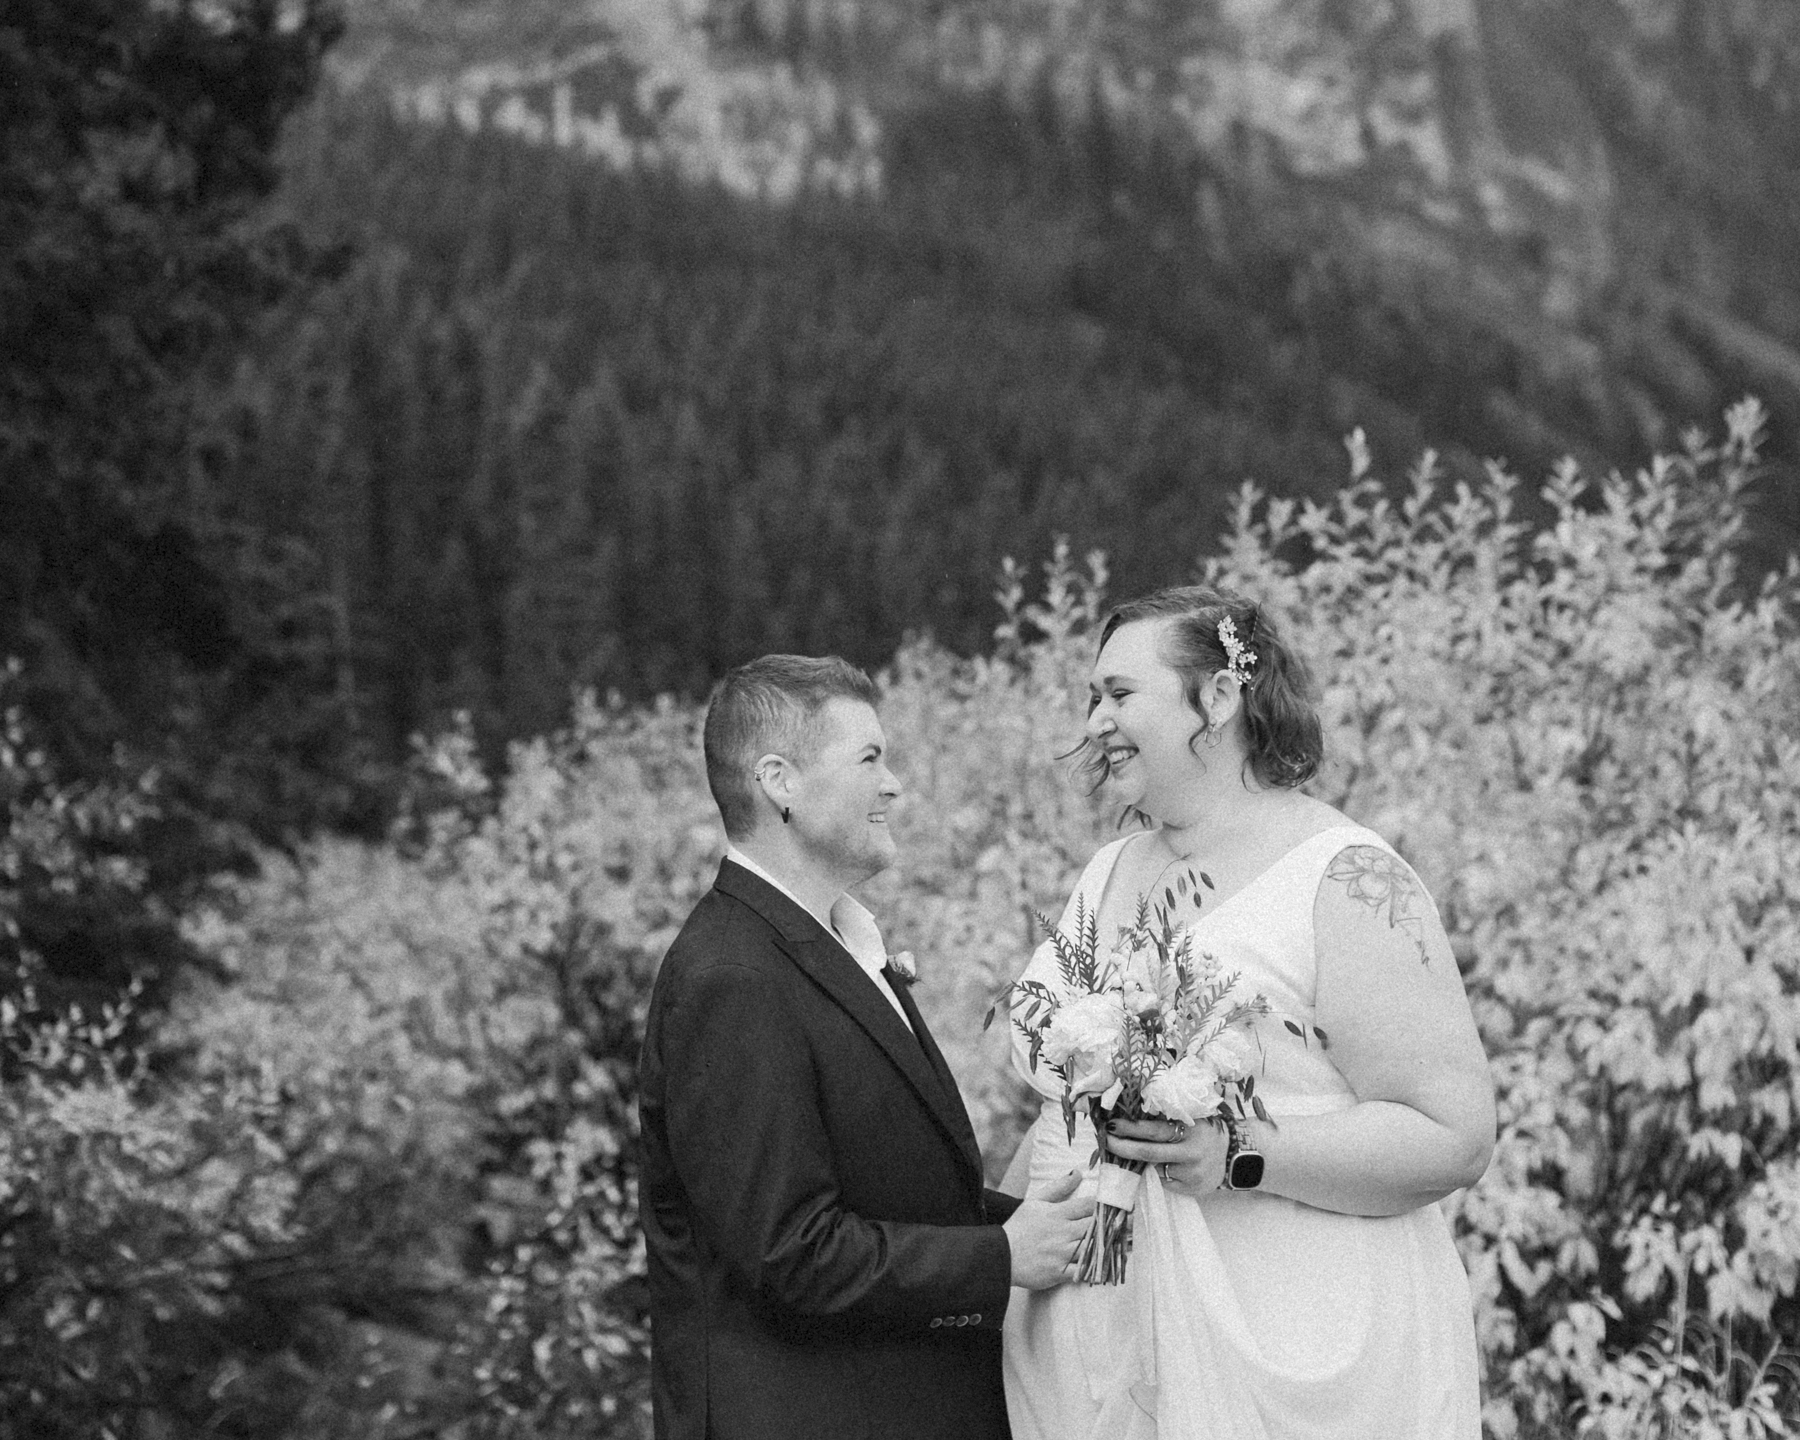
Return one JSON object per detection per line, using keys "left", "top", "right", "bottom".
{"left": 1229, "top": 1150, "right": 1265, "bottom": 1190}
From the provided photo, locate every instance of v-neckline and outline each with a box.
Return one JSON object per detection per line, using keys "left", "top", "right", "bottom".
{"left": 1095, "top": 822, "right": 1366, "bottom": 935}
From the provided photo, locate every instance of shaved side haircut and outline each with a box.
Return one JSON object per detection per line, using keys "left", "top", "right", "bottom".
{"left": 703, "top": 655, "right": 878, "bottom": 841}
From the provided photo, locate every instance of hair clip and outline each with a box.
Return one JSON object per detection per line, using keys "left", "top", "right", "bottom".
{"left": 1217, "top": 615, "right": 1257, "bottom": 688}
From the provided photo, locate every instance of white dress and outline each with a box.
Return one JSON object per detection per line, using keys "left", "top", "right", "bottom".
{"left": 1002, "top": 824, "right": 1480, "bottom": 1440}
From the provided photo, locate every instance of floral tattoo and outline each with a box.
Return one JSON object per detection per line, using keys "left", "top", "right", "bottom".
{"left": 1326, "top": 846, "right": 1433, "bottom": 966}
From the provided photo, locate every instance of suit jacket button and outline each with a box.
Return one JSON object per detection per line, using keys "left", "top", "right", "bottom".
{"left": 929, "top": 1317, "right": 942, "bottom": 1328}
{"left": 971, "top": 1313, "right": 982, "bottom": 1324}
{"left": 956, "top": 1315, "right": 969, "bottom": 1326}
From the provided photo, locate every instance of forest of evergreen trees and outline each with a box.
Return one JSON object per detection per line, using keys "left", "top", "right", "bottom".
{"left": 8, "top": 0, "right": 1799, "bottom": 1020}
{"left": 212, "top": 91, "right": 1356, "bottom": 747}
{"left": 203, "top": 71, "right": 1799, "bottom": 765}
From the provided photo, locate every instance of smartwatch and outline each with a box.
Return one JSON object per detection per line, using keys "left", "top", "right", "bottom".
{"left": 1223, "top": 1117, "right": 1265, "bottom": 1191}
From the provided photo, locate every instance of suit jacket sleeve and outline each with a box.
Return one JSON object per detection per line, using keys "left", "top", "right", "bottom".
{"left": 982, "top": 1189, "right": 1022, "bottom": 1223}
{"left": 660, "top": 958, "right": 1012, "bottom": 1334}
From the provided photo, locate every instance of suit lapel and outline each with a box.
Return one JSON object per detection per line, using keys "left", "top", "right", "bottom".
{"left": 886, "top": 972, "right": 983, "bottom": 1175}
{"left": 715, "top": 861, "right": 984, "bottom": 1184}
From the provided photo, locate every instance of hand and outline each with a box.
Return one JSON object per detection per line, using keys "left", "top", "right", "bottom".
{"left": 1103, "top": 1116, "right": 1231, "bottom": 1197}
{"left": 1003, "top": 1170, "right": 1094, "bottom": 1289}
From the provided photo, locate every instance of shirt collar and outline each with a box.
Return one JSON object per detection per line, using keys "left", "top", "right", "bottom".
{"left": 725, "top": 845, "right": 837, "bottom": 936}
{"left": 723, "top": 847, "right": 894, "bottom": 983}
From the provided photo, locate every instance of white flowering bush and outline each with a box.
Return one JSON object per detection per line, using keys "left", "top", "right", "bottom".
{"left": 886, "top": 403, "right": 1800, "bottom": 1432}
{"left": 0, "top": 680, "right": 366, "bottom": 1440}
{"left": 16, "top": 410, "right": 1793, "bottom": 1435}
{"left": 175, "top": 403, "right": 1800, "bottom": 1433}
{"left": 1198, "top": 400, "right": 1800, "bottom": 1435}
{"left": 167, "top": 695, "right": 721, "bottom": 1438}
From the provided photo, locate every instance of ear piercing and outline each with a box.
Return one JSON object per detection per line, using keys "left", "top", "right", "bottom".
{"left": 754, "top": 764, "right": 791, "bottom": 823}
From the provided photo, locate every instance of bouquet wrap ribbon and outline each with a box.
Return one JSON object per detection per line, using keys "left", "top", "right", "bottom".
{"left": 1095, "top": 1161, "right": 1143, "bottom": 1212}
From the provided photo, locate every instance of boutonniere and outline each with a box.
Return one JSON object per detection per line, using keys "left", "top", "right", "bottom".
{"left": 884, "top": 950, "right": 918, "bottom": 984}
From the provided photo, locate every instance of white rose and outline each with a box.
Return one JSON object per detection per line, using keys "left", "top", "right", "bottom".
{"left": 1068, "top": 1055, "right": 1119, "bottom": 1098}
{"left": 1141, "top": 1054, "right": 1225, "bottom": 1126}
{"left": 1042, "top": 992, "right": 1126, "bottom": 1096}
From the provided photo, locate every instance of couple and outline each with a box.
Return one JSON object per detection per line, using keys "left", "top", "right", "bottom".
{"left": 637, "top": 584, "right": 1496, "bottom": 1439}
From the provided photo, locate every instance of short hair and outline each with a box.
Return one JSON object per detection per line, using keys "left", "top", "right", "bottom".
{"left": 703, "top": 655, "right": 880, "bottom": 841}
{"left": 1080, "top": 585, "right": 1323, "bottom": 791}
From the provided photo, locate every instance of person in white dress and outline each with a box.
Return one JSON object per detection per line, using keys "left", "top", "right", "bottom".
{"left": 999, "top": 584, "right": 1495, "bottom": 1439}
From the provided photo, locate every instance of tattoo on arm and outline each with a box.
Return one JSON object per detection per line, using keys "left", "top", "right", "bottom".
{"left": 1326, "top": 846, "right": 1434, "bottom": 966}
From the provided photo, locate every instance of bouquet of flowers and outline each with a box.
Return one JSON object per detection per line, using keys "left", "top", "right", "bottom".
{"left": 988, "top": 875, "right": 1274, "bottom": 1284}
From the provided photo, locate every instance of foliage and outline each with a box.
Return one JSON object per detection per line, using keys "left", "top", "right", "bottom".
{"left": 1204, "top": 400, "right": 1800, "bottom": 1434}
{"left": 0, "top": 0, "right": 372, "bottom": 1017}
{"left": 0, "top": 689, "right": 397, "bottom": 1440}
{"left": 1, "top": 0, "right": 340, "bottom": 475}
{"left": 12, "top": 406, "right": 1796, "bottom": 1434}
{"left": 0, "top": 685, "right": 679, "bottom": 1437}
{"left": 213, "top": 88, "right": 1346, "bottom": 739}
{"left": 161, "top": 697, "right": 720, "bottom": 1438}
{"left": 0, "top": 661, "right": 162, "bottom": 1009}
{"left": 199, "top": 0, "right": 1800, "bottom": 754}
{"left": 203, "top": 61, "right": 1767, "bottom": 751}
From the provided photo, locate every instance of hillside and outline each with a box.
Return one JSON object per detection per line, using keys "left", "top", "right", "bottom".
{"left": 322, "top": 0, "right": 1800, "bottom": 472}
{"left": 199, "top": 0, "right": 1800, "bottom": 748}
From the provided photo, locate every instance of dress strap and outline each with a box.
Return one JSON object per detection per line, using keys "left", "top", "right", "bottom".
{"left": 1288, "top": 822, "right": 1398, "bottom": 883}
{"left": 1294, "top": 823, "right": 1433, "bottom": 921}
{"left": 1299, "top": 822, "right": 1389, "bottom": 862}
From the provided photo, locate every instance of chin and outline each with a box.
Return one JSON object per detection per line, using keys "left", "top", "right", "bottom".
{"left": 1107, "top": 776, "right": 1148, "bottom": 812}
{"left": 864, "top": 834, "right": 899, "bottom": 872}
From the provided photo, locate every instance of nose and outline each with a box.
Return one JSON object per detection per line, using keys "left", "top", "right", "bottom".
{"left": 879, "top": 763, "right": 902, "bottom": 801}
{"left": 1086, "top": 699, "right": 1115, "bottom": 741}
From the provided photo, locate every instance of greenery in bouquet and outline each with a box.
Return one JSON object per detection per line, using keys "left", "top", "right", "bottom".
{"left": 990, "top": 878, "right": 1280, "bottom": 1283}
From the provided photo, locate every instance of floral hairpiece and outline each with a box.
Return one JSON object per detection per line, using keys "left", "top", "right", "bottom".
{"left": 1217, "top": 614, "right": 1257, "bottom": 688}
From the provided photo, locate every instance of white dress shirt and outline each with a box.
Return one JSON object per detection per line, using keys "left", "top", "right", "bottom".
{"left": 725, "top": 846, "right": 913, "bottom": 1031}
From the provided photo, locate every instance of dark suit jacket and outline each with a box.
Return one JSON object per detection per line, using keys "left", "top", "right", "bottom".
{"left": 638, "top": 859, "right": 1019, "bottom": 1440}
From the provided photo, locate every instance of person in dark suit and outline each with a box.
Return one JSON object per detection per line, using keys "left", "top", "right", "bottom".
{"left": 639, "top": 654, "right": 1091, "bottom": 1440}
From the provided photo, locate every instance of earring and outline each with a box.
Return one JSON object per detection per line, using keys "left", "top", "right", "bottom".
{"left": 781, "top": 806, "right": 792, "bottom": 824}
{"left": 1204, "top": 722, "right": 1223, "bottom": 749}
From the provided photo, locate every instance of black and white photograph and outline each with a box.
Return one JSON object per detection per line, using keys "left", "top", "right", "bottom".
{"left": 4, "top": 2, "right": 1797, "bottom": 1437}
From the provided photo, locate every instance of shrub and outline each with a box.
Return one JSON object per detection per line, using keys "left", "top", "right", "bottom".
{"left": 19, "top": 407, "right": 1793, "bottom": 1436}
{"left": 1201, "top": 400, "right": 1800, "bottom": 1434}
{"left": 882, "top": 401, "right": 1800, "bottom": 1432}
{"left": 166, "top": 697, "right": 721, "bottom": 1438}
{"left": 0, "top": 678, "right": 364, "bottom": 1440}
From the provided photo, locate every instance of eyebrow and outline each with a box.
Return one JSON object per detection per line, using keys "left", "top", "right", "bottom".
{"left": 1088, "top": 674, "right": 1136, "bottom": 691}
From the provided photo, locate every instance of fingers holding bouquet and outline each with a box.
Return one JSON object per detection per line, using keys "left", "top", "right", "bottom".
{"left": 998, "top": 890, "right": 1276, "bottom": 1281}
{"left": 1004, "top": 1169, "right": 1097, "bottom": 1289}
{"left": 1104, "top": 1114, "right": 1232, "bottom": 1196}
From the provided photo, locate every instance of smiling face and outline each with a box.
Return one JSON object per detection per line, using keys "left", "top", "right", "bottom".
{"left": 1084, "top": 618, "right": 1208, "bottom": 816}
{"left": 786, "top": 696, "right": 902, "bottom": 887}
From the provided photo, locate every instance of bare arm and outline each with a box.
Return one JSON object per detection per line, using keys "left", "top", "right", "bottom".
{"left": 1107, "top": 845, "right": 1495, "bottom": 1216}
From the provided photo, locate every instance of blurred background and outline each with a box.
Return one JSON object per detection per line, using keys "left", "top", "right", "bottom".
{"left": 12, "top": 0, "right": 1800, "bottom": 794}
{"left": 4, "top": 2, "right": 1799, "bottom": 1437}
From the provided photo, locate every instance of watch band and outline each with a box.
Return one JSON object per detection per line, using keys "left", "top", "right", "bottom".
{"left": 1223, "top": 1115, "right": 1265, "bottom": 1191}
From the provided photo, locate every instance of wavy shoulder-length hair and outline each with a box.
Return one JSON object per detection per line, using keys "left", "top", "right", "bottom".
{"left": 1076, "top": 584, "right": 1323, "bottom": 792}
